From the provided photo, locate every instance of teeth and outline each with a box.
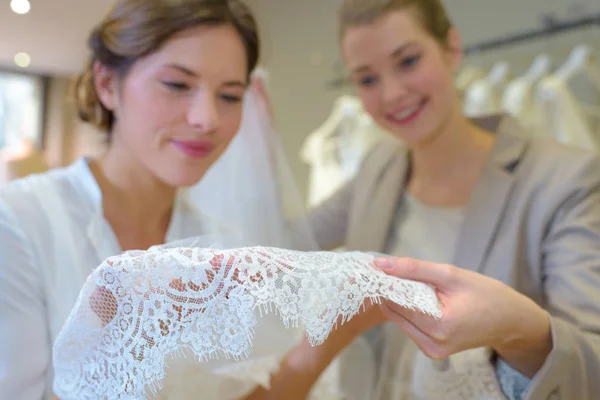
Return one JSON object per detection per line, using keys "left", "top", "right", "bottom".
{"left": 394, "top": 106, "right": 419, "bottom": 120}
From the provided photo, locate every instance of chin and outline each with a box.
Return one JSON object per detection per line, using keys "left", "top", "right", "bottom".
{"left": 157, "top": 169, "right": 206, "bottom": 189}
{"left": 376, "top": 119, "right": 428, "bottom": 146}
{"left": 379, "top": 112, "right": 445, "bottom": 148}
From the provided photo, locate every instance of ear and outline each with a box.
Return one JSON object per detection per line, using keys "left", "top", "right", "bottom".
{"left": 93, "top": 61, "right": 119, "bottom": 111}
{"left": 445, "top": 26, "right": 464, "bottom": 72}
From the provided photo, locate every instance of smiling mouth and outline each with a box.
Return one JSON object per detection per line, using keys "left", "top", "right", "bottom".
{"left": 171, "top": 140, "right": 215, "bottom": 158}
{"left": 386, "top": 99, "right": 427, "bottom": 125}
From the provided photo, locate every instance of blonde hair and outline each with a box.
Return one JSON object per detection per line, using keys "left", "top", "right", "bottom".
{"left": 75, "top": 0, "right": 259, "bottom": 133}
{"left": 338, "top": 0, "right": 452, "bottom": 45}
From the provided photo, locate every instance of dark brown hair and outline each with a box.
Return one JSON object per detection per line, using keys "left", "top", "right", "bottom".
{"left": 338, "top": 0, "right": 452, "bottom": 45}
{"left": 75, "top": 0, "right": 259, "bottom": 132}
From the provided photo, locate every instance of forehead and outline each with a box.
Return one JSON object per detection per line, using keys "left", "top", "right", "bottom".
{"left": 135, "top": 24, "right": 248, "bottom": 82}
{"left": 342, "top": 10, "right": 426, "bottom": 68}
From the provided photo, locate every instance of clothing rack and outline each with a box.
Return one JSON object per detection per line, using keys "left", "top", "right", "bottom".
{"left": 325, "top": 13, "right": 600, "bottom": 88}
{"left": 464, "top": 13, "right": 600, "bottom": 55}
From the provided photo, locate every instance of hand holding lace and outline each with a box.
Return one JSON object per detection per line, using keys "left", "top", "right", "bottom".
{"left": 375, "top": 257, "right": 552, "bottom": 378}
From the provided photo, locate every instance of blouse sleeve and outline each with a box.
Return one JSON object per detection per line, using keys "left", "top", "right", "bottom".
{"left": 0, "top": 199, "right": 51, "bottom": 399}
{"left": 495, "top": 357, "right": 530, "bottom": 400}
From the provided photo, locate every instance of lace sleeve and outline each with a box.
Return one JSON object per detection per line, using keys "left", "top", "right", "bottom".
{"left": 53, "top": 246, "right": 441, "bottom": 400}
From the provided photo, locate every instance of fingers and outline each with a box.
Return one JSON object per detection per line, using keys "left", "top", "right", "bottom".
{"left": 380, "top": 303, "right": 451, "bottom": 360}
{"left": 383, "top": 298, "right": 450, "bottom": 342}
{"left": 89, "top": 286, "right": 118, "bottom": 326}
{"left": 375, "top": 257, "right": 460, "bottom": 288}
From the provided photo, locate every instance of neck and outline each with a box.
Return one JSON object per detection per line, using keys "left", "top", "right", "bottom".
{"left": 406, "top": 107, "right": 496, "bottom": 207}
{"left": 92, "top": 144, "right": 176, "bottom": 238}
{"left": 410, "top": 111, "right": 493, "bottom": 184}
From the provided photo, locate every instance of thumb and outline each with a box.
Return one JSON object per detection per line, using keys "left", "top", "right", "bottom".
{"left": 374, "top": 257, "right": 458, "bottom": 288}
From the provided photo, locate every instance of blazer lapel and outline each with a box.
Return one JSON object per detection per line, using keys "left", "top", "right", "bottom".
{"left": 356, "top": 144, "right": 409, "bottom": 253}
{"left": 453, "top": 118, "right": 528, "bottom": 272}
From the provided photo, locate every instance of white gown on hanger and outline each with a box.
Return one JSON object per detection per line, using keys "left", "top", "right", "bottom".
{"left": 301, "top": 96, "right": 386, "bottom": 207}
{"left": 463, "top": 62, "right": 511, "bottom": 117}
{"left": 535, "top": 76, "right": 599, "bottom": 150}
{"left": 501, "top": 55, "right": 552, "bottom": 136}
{"left": 534, "top": 46, "right": 600, "bottom": 151}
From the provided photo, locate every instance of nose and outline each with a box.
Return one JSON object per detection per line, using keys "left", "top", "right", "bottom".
{"left": 381, "top": 74, "right": 409, "bottom": 106}
{"left": 187, "top": 92, "right": 219, "bottom": 133}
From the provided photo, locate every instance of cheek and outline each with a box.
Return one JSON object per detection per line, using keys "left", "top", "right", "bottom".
{"left": 218, "top": 106, "right": 243, "bottom": 142}
{"left": 413, "top": 61, "right": 454, "bottom": 101}
{"left": 358, "top": 89, "right": 383, "bottom": 118}
{"left": 120, "top": 84, "right": 184, "bottom": 138}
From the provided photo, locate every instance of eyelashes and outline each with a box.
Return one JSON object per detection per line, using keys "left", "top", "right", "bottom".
{"left": 356, "top": 54, "right": 422, "bottom": 88}
{"left": 400, "top": 54, "right": 421, "bottom": 68}
{"left": 161, "top": 81, "right": 242, "bottom": 104}
{"left": 219, "top": 95, "right": 242, "bottom": 103}
{"left": 162, "top": 81, "right": 189, "bottom": 91}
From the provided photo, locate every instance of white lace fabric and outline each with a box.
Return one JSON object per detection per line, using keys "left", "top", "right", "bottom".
{"left": 395, "top": 343, "right": 508, "bottom": 400}
{"left": 52, "top": 246, "right": 441, "bottom": 400}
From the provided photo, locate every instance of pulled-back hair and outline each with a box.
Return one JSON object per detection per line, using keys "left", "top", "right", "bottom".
{"left": 338, "top": 0, "right": 452, "bottom": 45}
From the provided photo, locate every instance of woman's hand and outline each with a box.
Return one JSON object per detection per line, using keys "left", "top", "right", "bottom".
{"left": 374, "top": 257, "right": 553, "bottom": 378}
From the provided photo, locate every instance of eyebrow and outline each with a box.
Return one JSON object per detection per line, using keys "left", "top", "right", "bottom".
{"left": 222, "top": 80, "right": 247, "bottom": 88}
{"left": 163, "top": 63, "right": 247, "bottom": 87}
{"left": 164, "top": 63, "right": 199, "bottom": 77}
{"left": 351, "top": 42, "right": 417, "bottom": 73}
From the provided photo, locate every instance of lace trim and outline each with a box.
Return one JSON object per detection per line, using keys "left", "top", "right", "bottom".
{"left": 53, "top": 246, "right": 441, "bottom": 399}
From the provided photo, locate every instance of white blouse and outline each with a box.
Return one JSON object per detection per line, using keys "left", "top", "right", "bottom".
{"left": 0, "top": 158, "right": 345, "bottom": 400}
{"left": 0, "top": 158, "right": 222, "bottom": 400}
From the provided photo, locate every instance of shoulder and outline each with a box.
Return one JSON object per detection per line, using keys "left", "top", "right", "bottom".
{"left": 502, "top": 134, "right": 600, "bottom": 228}
{"left": 1, "top": 164, "right": 72, "bottom": 215}
{"left": 0, "top": 160, "right": 92, "bottom": 238}
{"left": 518, "top": 137, "right": 600, "bottom": 191}
{"left": 484, "top": 115, "right": 600, "bottom": 197}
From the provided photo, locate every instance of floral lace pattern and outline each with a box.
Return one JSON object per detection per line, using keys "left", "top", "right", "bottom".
{"left": 53, "top": 246, "right": 441, "bottom": 399}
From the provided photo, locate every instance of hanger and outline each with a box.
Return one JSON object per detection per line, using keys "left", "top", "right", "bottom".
{"left": 486, "top": 61, "right": 511, "bottom": 90}
{"left": 555, "top": 45, "right": 600, "bottom": 89}
{"left": 552, "top": 45, "right": 600, "bottom": 120}
{"left": 310, "top": 95, "right": 362, "bottom": 140}
{"left": 523, "top": 54, "right": 552, "bottom": 83}
{"left": 300, "top": 95, "right": 362, "bottom": 164}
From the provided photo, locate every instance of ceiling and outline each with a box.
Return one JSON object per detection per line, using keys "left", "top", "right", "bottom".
{"left": 0, "top": 0, "right": 114, "bottom": 76}
{"left": 0, "top": 0, "right": 598, "bottom": 77}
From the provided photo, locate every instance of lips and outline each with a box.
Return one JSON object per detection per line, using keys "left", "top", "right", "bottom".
{"left": 386, "top": 99, "right": 427, "bottom": 125}
{"left": 171, "top": 139, "right": 215, "bottom": 158}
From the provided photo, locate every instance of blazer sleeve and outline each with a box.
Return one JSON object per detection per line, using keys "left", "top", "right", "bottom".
{"left": 307, "top": 179, "right": 355, "bottom": 251}
{"left": 0, "top": 199, "right": 50, "bottom": 400}
{"left": 526, "top": 155, "right": 600, "bottom": 400}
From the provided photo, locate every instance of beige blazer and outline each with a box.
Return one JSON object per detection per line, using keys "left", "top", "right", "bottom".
{"left": 309, "top": 114, "right": 600, "bottom": 400}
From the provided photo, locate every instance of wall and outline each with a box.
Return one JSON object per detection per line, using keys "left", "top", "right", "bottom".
{"left": 246, "top": 0, "right": 600, "bottom": 202}
{"left": 43, "top": 76, "right": 106, "bottom": 168}
{"left": 35, "top": 0, "right": 600, "bottom": 198}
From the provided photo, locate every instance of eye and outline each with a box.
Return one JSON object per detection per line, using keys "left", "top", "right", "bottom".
{"left": 219, "top": 94, "right": 242, "bottom": 103}
{"left": 162, "top": 81, "right": 190, "bottom": 91}
{"left": 399, "top": 55, "right": 421, "bottom": 69}
{"left": 357, "top": 75, "right": 378, "bottom": 87}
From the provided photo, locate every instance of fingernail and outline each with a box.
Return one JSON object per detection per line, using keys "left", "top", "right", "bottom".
{"left": 375, "top": 258, "right": 394, "bottom": 271}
